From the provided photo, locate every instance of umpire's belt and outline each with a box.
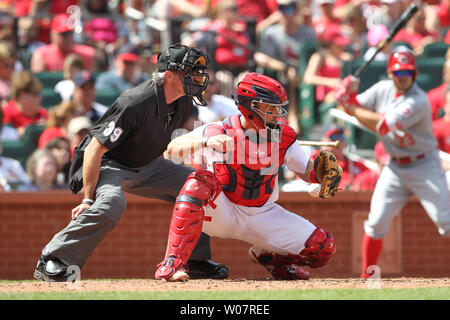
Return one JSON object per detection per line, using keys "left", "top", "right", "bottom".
{"left": 391, "top": 154, "right": 425, "bottom": 165}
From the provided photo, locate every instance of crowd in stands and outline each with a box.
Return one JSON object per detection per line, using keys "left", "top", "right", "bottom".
{"left": 0, "top": 0, "right": 449, "bottom": 192}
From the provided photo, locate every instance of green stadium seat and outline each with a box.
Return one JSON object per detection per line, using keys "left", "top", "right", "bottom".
{"left": 2, "top": 124, "right": 45, "bottom": 168}
{"left": 34, "top": 72, "right": 64, "bottom": 89}
{"left": 96, "top": 90, "right": 120, "bottom": 107}
{"left": 416, "top": 57, "right": 445, "bottom": 91}
{"left": 298, "top": 84, "right": 316, "bottom": 139}
{"left": 41, "top": 88, "right": 62, "bottom": 109}
{"left": 342, "top": 59, "right": 387, "bottom": 92}
{"left": 421, "top": 41, "right": 449, "bottom": 58}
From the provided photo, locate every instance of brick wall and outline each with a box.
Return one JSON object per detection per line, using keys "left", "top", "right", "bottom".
{"left": 0, "top": 191, "right": 448, "bottom": 280}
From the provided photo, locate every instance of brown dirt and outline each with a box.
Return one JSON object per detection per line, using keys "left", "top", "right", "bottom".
{"left": 1, "top": 278, "right": 449, "bottom": 293}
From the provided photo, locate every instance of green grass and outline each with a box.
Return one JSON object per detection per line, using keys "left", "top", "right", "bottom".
{"left": 1, "top": 287, "right": 449, "bottom": 300}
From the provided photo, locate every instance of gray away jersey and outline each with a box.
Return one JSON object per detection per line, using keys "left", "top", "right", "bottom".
{"left": 357, "top": 80, "right": 438, "bottom": 158}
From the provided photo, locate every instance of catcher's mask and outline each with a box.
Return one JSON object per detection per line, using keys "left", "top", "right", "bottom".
{"left": 158, "top": 44, "right": 210, "bottom": 106}
{"left": 235, "top": 72, "right": 288, "bottom": 141}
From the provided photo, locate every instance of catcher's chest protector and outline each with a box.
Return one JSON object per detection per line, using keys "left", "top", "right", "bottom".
{"left": 208, "top": 115, "right": 296, "bottom": 207}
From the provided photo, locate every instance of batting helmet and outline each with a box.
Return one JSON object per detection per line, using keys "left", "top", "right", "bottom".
{"left": 236, "top": 73, "right": 288, "bottom": 140}
{"left": 387, "top": 47, "right": 417, "bottom": 79}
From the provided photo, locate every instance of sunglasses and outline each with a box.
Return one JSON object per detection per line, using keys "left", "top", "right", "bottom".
{"left": 279, "top": 4, "right": 296, "bottom": 15}
{"left": 393, "top": 70, "right": 413, "bottom": 78}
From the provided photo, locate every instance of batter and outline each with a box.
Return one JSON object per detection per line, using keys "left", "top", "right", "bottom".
{"left": 335, "top": 47, "right": 450, "bottom": 278}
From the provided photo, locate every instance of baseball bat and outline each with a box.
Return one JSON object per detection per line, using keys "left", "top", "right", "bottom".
{"left": 298, "top": 140, "right": 341, "bottom": 148}
{"left": 354, "top": 3, "right": 419, "bottom": 78}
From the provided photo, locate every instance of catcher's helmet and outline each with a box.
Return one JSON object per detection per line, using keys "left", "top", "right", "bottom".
{"left": 236, "top": 72, "right": 288, "bottom": 140}
{"left": 158, "top": 44, "right": 210, "bottom": 106}
{"left": 387, "top": 47, "right": 417, "bottom": 79}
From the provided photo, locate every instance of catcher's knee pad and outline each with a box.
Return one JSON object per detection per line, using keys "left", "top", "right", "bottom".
{"left": 164, "top": 169, "right": 221, "bottom": 263}
{"left": 297, "top": 226, "right": 336, "bottom": 268}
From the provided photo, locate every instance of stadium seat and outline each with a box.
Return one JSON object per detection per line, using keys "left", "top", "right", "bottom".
{"left": 2, "top": 124, "right": 45, "bottom": 168}
{"left": 416, "top": 57, "right": 445, "bottom": 92}
{"left": 298, "top": 84, "right": 316, "bottom": 139}
{"left": 96, "top": 90, "right": 120, "bottom": 107}
{"left": 341, "top": 59, "right": 387, "bottom": 92}
{"left": 34, "top": 72, "right": 64, "bottom": 89}
{"left": 421, "top": 41, "right": 449, "bottom": 58}
{"left": 41, "top": 88, "right": 62, "bottom": 109}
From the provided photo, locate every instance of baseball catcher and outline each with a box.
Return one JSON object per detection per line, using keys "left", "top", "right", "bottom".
{"left": 155, "top": 72, "right": 342, "bottom": 282}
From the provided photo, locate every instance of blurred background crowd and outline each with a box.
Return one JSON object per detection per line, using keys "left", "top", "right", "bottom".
{"left": 0, "top": 0, "right": 449, "bottom": 193}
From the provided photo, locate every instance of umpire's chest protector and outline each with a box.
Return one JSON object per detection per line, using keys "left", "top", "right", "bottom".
{"left": 209, "top": 115, "right": 296, "bottom": 207}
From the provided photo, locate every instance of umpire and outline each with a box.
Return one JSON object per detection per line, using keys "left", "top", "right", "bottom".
{"left": 33, "top": 44, "right": 229, "bottom": 281}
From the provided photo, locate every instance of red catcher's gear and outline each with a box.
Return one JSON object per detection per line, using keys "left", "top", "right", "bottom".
{"left": 205, "top": 114, "right": 297, "bottom": 207}
{"left": 236, "top": 72, "right": 288, "bottom": 139}
{"left": 155, "top": 169, "right": 221, "bottom": 280}
{"left": 249, "top": 247, "right": 311, "bottom": 280}
{"left": 298, "top": 226, "right": 337, "bottom": 268}
{"left": 387, "top": 48, "right": 417, "bottom": 79}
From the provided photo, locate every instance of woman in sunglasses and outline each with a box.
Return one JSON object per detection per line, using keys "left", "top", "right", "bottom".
{"left": 335, "top": 47, "right": 450, "bottom": 279}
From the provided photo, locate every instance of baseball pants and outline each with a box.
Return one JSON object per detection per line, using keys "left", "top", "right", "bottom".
{"left": 364, "top": 153, "right": 450, "bottom": 238}
{"left": 41, "top": 157, "right": 211, "bottom": 269}
{"left": 202, "top": 192, "right": 317, "bottom": 256}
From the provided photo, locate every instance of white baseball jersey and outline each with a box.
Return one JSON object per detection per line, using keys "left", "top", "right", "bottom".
{"left": 184, "top": 122, "right": 317, "bottom": 255}
{"left": 357, "top": 80, "right": 450, "bottom": 238}
{"left": 357, "top": 80, "right": 437, "bottom": 158}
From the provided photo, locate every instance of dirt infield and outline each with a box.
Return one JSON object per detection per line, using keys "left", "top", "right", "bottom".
{"left": 1, "top": 278, "right": 449, "bottom": 293}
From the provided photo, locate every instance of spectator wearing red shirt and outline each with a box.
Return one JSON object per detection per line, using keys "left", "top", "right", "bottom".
{"left": 393, "top": 6, "right": 441, "bottom": 56}
{"left": 38, "top": 100, "right": 81, "bottom": 149}
{"left": 312, "top": 0, "right": 342, "bottom": 38}
{"left": 1, "top": 71, "right": 47, "bottom": 136}
{"left": 433, "top": 86, "right": 450, "bottom": 155}
{"left": 14, "top": 0, "right": 79, "bottom": 17}
{"left": 427, "top": 58, "right": 450, "bottom": 121}
{"left": 311, "top": 126, "right": 372, "bottom": 190}
{"left": 188, "top": 0, "right": 251, "bottom": 73}
{"left": 30, "top": 13, "right": 95, "bottom": 73}
{"left": 436, "top": 0, "right": 450, "bottom": 29}
{"left": 303, "top": 25, "right": 352, "bottom": 106}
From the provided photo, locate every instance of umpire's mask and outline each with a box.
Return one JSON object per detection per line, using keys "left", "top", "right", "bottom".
{"left": 160, "top": 44, "right": 210, "bottom": 106}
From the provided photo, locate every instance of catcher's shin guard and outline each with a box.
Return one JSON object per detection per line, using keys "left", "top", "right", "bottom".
{"left": 297, "top": 226, "right": 336, "bottom": 268}
{"left": 155, "top": 169, "right": 221, "bottom": 281}
{"left": 248, "top": 247, "right": 311, "bottom": 280}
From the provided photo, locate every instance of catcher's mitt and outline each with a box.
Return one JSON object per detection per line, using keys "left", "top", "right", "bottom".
{"left": 313, "top": 150, "right": 342, "bottom": 199}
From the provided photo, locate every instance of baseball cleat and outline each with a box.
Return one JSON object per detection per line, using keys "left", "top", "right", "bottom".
{"left": 33, "top": 256, "right": 71, "bottom": 282}
{"left": 186, "top": 260, "right": 229, "bottom": 279}
{"left": 155, "top": 256, "right": 189, "bottom": 282}
{"left": 164, "top": 269, "right": 189, "bottom": 282}
{"left": 248, "top": 247, "right": 310, "bottom": 280}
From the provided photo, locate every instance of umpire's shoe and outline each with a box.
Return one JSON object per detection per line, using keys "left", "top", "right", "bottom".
{"left": 33, "top": 256, "right": 72, "bottom": 282}
{"left": 186, "top": 260, "right": 229, "bottom": 279}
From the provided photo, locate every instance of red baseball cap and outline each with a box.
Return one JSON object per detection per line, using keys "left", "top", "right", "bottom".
{"left": 51, "top": 13, "right": 74, "bottom": 34}
{"left": 117, "top": 53, "right": 140, "bottom": 62}
{"left": 321, "top": 25, "right": 351, "bottom": 47}
{"left": 324, "top": 127, "right": 344, "bottom": 141}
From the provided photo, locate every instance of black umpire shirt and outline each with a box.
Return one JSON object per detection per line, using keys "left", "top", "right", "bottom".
{"left": 86, "top": 79, "right": 193, "bottom": 168}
